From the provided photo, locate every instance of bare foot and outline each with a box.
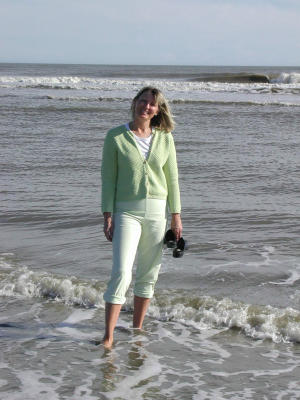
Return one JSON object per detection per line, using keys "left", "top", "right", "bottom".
{"left": 102, "top": 336, "right": 113, "bottom": 349}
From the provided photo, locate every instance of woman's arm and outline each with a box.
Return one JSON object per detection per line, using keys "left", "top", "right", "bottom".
{"left": 101, "top": 131, "right": 118, "bottom": 241}
{"left": 101, "top": 132, "right": 118, "bottom": 214}
{"left": 163, "top": 135, "right": 181, "bottom": 214}
{"left": 163, "top": 135, "right": 182, "bottom": 240}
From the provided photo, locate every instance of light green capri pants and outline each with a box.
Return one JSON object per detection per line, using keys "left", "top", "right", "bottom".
{"left": 103, "top": 199, "right": 167, "bottom": 304}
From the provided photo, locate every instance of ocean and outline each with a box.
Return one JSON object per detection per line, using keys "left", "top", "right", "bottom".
{"left": 0, "top": 63, "right": 300, "bottom": 399}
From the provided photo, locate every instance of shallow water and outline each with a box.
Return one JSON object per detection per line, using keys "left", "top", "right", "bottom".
{"left": 1, "top": 63, "right": 300, "bottom": 399}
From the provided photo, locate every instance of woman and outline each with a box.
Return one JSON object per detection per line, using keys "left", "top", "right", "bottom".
{"left": 101, "top": 86, "right": 182, "bottom": 348}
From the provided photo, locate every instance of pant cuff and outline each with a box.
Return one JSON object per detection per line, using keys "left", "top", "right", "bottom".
{"left": 103, "top": 293, "right": 126, "bottom": 304}
{"left": 134, "top": 289, "right": 154, "bottom": 299}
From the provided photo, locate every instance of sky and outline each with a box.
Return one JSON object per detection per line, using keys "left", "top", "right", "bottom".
{"left": 1, "top": 0, "right": 300, "bottom": 66}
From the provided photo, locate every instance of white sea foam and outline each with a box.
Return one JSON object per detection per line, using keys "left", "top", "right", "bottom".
{"left": 56, "top": 309, "right": 98, "bottom": 340}
{"left": 9, "top": 370, "right": 61, "bottom": 400}
{"left": 0, "top": 75, "right": 139, "bottom": 92}
{"left": 104, "top": 353, "right": 163, "bottom": 400}
{"left": 72, "top": 373, "right": 99, "bottom": 400}
{"left": 0, "top": 253, "right": 16, "bottom": 270}
{"left": 212, "top": 365, "right": 297, "bottom": 378}
{"left": 0, "top": 266, "right": 105, "bottom": 308}
{"left": 1, "top": 74, "right": 300, "bottom": 100}
{"left": 1, "top": 264, "right": 300, "bottom": 344}
{"left": 0, "top": 379, "right": 8, "bottom": 388}
{"left": 270, "top": 268, "right": 300, "bottom": 286}
{"left": 272, "top": 72, "right": 300, "bottom": 84}
{"left": 194, "top": 388, "right": 259, "bottom": 400}
{"left": 149, "top": 294, "right": 300, "bottom": 344}
{"left": 63, "top": 308, "right": 96, "bottom": 323}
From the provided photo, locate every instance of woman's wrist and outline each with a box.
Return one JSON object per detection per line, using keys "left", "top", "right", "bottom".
{"left": 171, "top": 213, "right": 182, "bottom": 240}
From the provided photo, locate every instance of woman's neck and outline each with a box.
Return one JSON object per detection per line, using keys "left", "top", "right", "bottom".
{"left": 129, "top": 121, "right": 152, "bottom": 138}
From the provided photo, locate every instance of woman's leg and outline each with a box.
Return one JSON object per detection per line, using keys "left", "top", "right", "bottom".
{"left": 104, "top": 213, "right": 141, "bottom": 304}
{"left": 133, "top": 212, "right": 167, "bottom": 328}
{"left": 102, "top": 302, "right": 122, "bottom": 348}
{"left": 133, "top": 296, "right": 151, "bottom": 329}
{"left": 103, "top": 212, "right": 142, "bottom": 346}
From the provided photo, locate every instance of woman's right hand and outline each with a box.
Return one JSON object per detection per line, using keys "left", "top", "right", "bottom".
{"left": 103, "top": 213, "right": 114, "bottom": 242}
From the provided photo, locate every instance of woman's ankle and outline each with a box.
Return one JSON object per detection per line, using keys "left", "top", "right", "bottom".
{"left": 102, "top": 334, "right": 113, "bottom": 348}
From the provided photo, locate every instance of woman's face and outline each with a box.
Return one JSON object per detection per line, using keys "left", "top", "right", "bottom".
{"left": 134, "top": 90, "right": 159, "bottom": 122}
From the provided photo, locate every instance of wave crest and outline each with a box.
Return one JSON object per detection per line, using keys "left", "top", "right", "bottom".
{"left": 191, "top": 73, "right": 270, "bottom": 83}
{"left": 1, "top": 261, "right": 299, "bottom": 344}
{"left": 150, "top": 292, "right": 300, "bottom": 344}
{"left": 0, "top": 266, "right": 105, "bottom": 308}
{"left": 272, "top": 72, "right": 300, "bottom": 84}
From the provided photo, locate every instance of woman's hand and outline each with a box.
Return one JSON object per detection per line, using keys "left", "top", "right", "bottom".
{"left": 171, "top": 213, "right": 182, "bottom": 241}
{"left": 103, "top": 212, "right": 114, "bottom": 242}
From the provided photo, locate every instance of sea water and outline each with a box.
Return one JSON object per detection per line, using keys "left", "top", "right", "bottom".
{"left": 1, "top": 63, "right": 300, "bottom": 399}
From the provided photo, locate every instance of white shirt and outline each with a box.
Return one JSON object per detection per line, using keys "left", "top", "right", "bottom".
{"left": 126, "top": 123, "right": 153, "bottom": 159}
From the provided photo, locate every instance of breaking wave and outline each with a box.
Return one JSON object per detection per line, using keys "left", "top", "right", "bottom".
{"left": 0, "top": 265, "right": 106, "bottom": 308}
{"left": 1, "top": 73, "right": 300, "bottom": 93}
{"left": 271, "top": 72, "right": 300, "bottom": 84}
{"left": 190, "top": 73, "right": 271, "bottom": 83}
{"left": 1, "top": 260, "right": 300, "bottom": 344}
{"left": 149, "top": 292, "right": 300, "bottom": 344}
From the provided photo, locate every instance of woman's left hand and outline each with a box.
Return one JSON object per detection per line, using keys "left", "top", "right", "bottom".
{"left": 103, "top": 212, "right": 114, "bottom": 242}
{"left": 171, "top": 213, "right": 182, "bottom": 241}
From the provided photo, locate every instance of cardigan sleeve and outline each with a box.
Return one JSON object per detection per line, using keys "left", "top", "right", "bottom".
{"left": 163, "top": 135, "right": 181, "bottom": 213}
{"left": 101, "top": 131, "right": 118, "bottom": 213}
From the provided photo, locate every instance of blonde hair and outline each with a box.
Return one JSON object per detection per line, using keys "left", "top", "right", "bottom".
{"left": 131, "top": 86, "right": 175, "bottom": 132}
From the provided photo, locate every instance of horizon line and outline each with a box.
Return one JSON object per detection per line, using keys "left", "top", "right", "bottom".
{"left": 1, "top": 61, "right": 300, "bottom": 68}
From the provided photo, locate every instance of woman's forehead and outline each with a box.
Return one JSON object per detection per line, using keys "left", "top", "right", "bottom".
{"left": 138, "top": 90, "right": 156, "bottom": 100}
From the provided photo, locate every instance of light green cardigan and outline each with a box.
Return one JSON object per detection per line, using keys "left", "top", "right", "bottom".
{"left": 101, "top": 124, "right": 181, "bottom": 214}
